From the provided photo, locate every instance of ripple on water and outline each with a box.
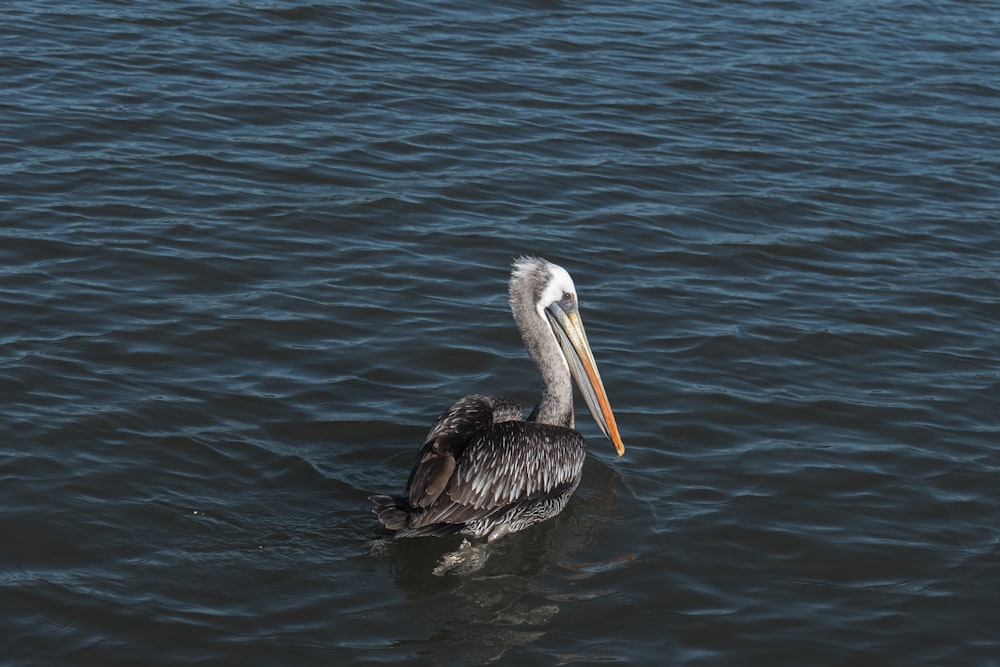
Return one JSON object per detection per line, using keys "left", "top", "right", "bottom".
{"left": 3, "top": 0, "right": 1000, "bottom": 665}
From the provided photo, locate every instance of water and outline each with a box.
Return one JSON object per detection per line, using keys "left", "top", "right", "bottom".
{"left": 3, "top": 0, "right": 999, "bottom": 664}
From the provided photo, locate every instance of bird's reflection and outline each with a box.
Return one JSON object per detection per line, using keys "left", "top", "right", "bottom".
{"left": 369, "top": 460, "right": 632, "bottom": 663}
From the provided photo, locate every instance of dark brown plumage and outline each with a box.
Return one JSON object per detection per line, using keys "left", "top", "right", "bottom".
{"left": 371, "top": 257, "right": 623, "bottom": 542}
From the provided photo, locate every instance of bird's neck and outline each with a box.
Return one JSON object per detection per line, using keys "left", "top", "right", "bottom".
{"left": 511, "top": 293, "right": 574, "bottom": 429}
{"left": 529, "top": 355, "right": 574, "bottom": 429}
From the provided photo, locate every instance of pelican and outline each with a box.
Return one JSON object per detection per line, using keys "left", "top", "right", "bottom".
{"left": 371, "top": 257, "right": 624, "bottom": 542}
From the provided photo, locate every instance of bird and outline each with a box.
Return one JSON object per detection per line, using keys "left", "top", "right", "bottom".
{"left": 370, "top": 256, "right": 624, "bottom": 543}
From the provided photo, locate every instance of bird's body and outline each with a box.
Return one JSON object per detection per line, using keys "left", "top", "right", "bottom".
{"left": 371, "top": 257, "right": 624, "bottom": 542}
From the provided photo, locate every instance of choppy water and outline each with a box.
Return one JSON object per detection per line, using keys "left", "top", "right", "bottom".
{"left": 3, "top": 1, "right": 1000, "bottom": 665}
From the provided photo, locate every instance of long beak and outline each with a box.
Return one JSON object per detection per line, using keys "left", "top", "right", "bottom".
{"left": 546, "top": 303, "right": 625, "bottom": 456}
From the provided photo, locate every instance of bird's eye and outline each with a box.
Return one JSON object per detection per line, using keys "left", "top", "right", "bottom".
{"left": 562, "top": 292, "right": 573, "bottom": 301}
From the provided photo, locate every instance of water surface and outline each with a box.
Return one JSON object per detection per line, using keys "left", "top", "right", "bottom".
{"left": 3, "top": 1, "right": 999, "bottom": 665}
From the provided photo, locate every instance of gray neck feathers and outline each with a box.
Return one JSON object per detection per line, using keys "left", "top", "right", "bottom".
{"left": 508, "top": 261, "right": 574, "bottom": 429}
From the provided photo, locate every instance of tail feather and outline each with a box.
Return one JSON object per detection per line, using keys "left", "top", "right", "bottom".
{"left": 369, "top": 494, "right": 465, "bottom": 538}
{"left": 370, "top": 494, "right": 408, "bottom": 531}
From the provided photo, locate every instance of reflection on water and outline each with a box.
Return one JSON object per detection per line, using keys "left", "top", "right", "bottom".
{"left": 367, "top": 463, "right": 627, "bottom": 662}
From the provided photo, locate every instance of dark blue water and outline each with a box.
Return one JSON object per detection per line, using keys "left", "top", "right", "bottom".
{"left": 3, "top": 1, "right": 999, "bottom": 665}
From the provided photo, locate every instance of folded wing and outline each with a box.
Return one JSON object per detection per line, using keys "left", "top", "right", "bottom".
{"left": 393, "top": 394, "right": 586, "bottom": 536}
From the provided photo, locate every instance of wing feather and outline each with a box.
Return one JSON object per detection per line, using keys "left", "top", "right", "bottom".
{"left": 405, "top": 394, "right": 522, "bottom": 510}
{"left": 447, "top": 422, "right": 586, "bottom": 510}
{"left": 403, "top": 421, "right": 586, "bottom": 531}
{"left": 394, "top": 393, "right": 586, "bottom": 535}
